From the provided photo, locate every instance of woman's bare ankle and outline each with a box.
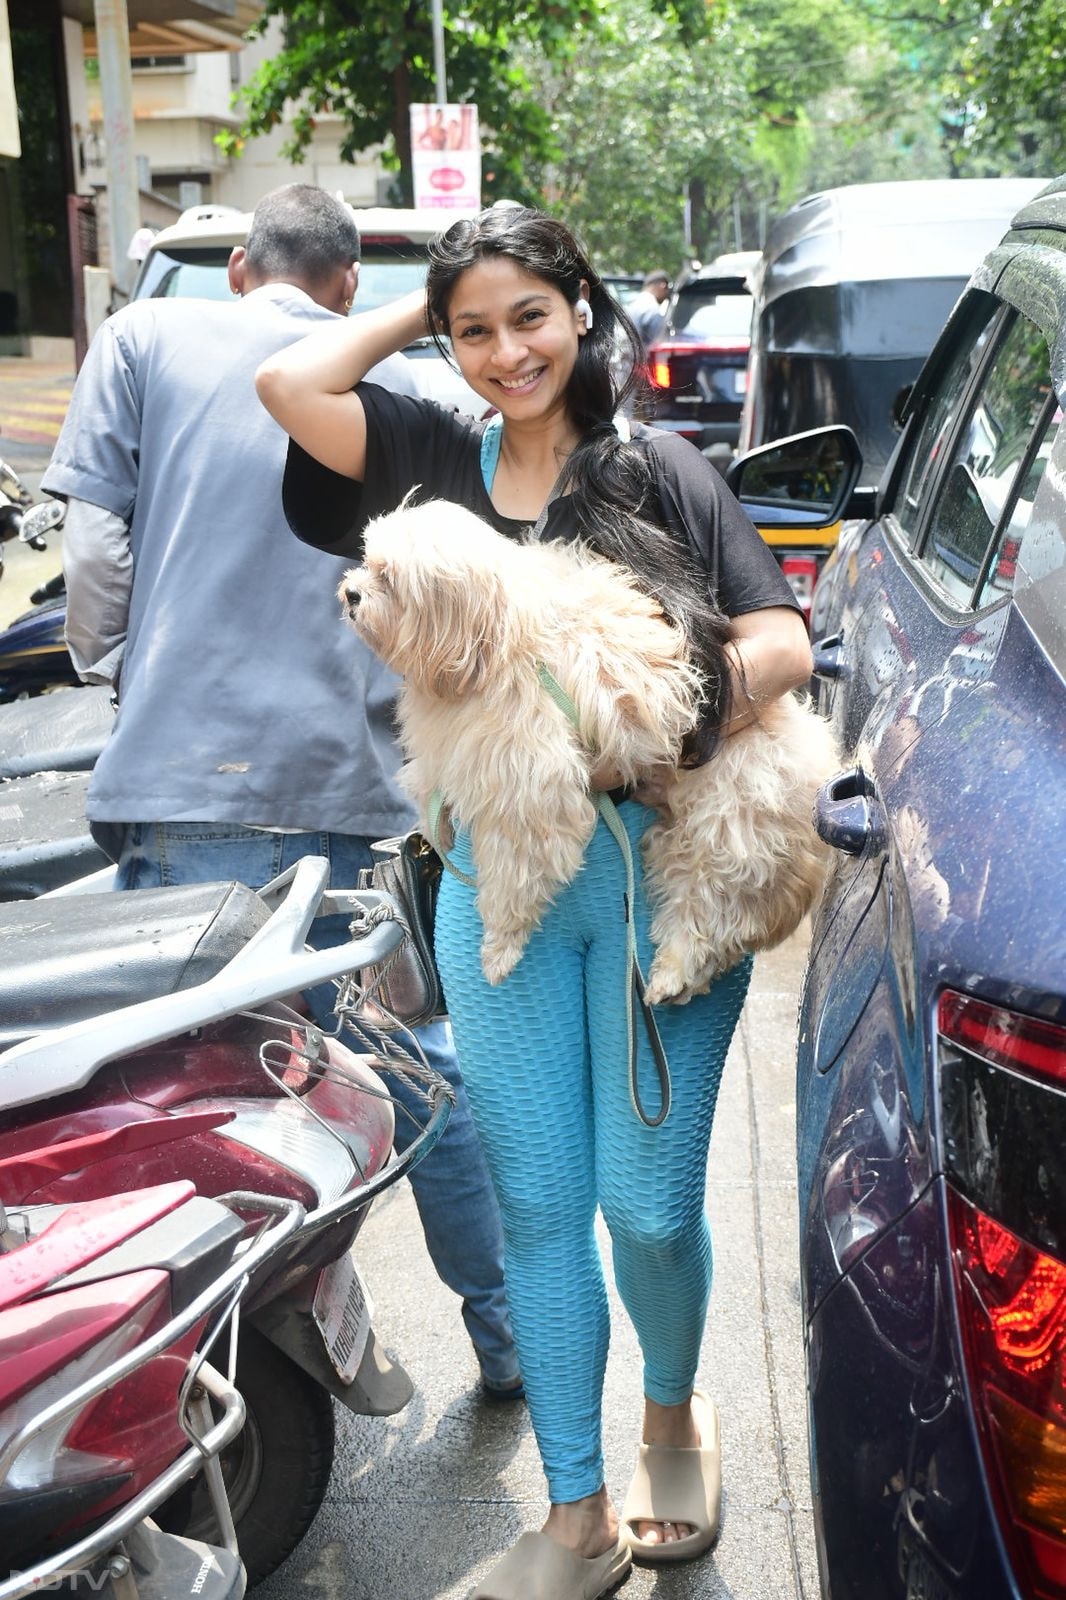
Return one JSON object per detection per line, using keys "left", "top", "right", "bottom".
{"left": 543, "top": 1486, "right": 619, "bottom": 1558}
{"left": 642, "top": 1393, "right": 700, "bottom": 1449}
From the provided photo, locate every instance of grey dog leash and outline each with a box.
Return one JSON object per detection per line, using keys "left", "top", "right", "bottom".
{"left": 535, "top": 664, "right": 671, "bottom": 1129}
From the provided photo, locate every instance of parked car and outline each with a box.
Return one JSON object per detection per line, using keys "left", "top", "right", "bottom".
{"left": 738, "top": 178, "right": 1048, "bottom": 488}
{"left": 638, "top": 258, "right": 756, "bottom": 457}
{"left": 130, "top": 203, "right": 486, "bottom": 415}
{"left": 731, "top": 173, "right": 1066, "bottom": 1599}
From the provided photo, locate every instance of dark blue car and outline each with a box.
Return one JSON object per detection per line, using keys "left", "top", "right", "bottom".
{"left": 738, "top": 176, "right": 1066, "bottom": 1598}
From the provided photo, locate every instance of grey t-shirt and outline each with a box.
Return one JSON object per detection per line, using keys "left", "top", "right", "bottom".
{"left": 43, "top": 283, "right": 422, "bottom": 839}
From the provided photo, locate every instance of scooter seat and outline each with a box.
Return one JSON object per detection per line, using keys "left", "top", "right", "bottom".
{"left": 0, "top": 769, "right": 110, "bottom": 897}
{"left": 0, "top": 685, "right": 114, "bottom": 779}
{"left": 0, "top": 881, "right": 272, "bottom": 1037}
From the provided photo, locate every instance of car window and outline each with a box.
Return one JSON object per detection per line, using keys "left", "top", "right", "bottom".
{"left": 974, "top": 398, "right": 1062, "bottom": 608}
{"left": 671, "top": 290, "right": 753, "bottom": 341}
{"left": 136, "top": 248, "right": 234, "bottom": 300}
{"left": 919, "top": 311, "right": 1052, "bottom": 608}
{"left": 136, "top": 242, "right": 431, "bottom": 316}
{"left": 355, "top": 250, "right": 428, "bottom": 314}
{"left": 603, "top": 277, "right": 643, "bottom": 308}
{"left": 892, "top": 300, "right": 1004, "bottom": 548}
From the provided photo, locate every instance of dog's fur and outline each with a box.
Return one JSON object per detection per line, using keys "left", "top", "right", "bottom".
{"left": 341, "top": 498, "right": 840, "bottom": 1003}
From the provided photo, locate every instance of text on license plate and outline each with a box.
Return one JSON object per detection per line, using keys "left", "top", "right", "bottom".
{"left": 312, "top": 1245, "right": 374, "bottom": 1384}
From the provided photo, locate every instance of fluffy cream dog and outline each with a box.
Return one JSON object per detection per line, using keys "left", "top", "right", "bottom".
{"left": 341, "top": 498, "right": 839, "bottom": 1003}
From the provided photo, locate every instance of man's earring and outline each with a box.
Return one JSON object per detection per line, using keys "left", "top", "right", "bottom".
{"left": 343, "top": 298, "right": 352, "bottom": 311}
{"left": 575, "top": 296, "right": 593, "bottom": 331}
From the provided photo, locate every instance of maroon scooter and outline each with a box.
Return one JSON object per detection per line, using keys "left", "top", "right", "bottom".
{"left": 0, "top": 1169, "right": 306, "bottom": 1600}
{"left": 0, "top": 857, "right": 451, "bottom": 1584}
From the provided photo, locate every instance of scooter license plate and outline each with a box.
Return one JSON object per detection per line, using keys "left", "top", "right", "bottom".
{"left": 312, "top": 1246, "right": 374, "bottom": 1385}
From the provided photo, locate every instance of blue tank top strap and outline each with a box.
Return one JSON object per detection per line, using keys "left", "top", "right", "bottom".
{"left": 480, "top": 414, "right": 504, "bottom": 492}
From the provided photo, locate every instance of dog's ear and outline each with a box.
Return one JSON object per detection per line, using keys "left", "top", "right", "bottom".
{"left": 419, "top": 567, "right": 511, "bottom": 700}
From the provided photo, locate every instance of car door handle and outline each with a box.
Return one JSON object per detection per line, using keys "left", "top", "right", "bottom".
{"left": 814, "top": 768, "right": 887, "bottom": 856}
{"left": 812, "top": 632, "right": 844, "bottom": 679}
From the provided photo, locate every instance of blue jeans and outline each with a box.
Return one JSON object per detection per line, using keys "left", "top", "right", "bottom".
{"left": 114, "top": 820, "right": 519, "bottom": 1389}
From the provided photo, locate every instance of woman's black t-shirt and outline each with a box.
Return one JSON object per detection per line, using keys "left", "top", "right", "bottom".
{"left": 282, "top": 383, "right": 800, "bottom": 621}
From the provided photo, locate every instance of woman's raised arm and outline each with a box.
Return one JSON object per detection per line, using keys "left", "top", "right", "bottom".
{"left": 255, "top": 287, "right": 430, "bottom": 481}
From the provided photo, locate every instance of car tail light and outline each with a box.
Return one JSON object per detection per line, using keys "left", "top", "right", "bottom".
{"left": 938, "top": 990, "right": 1066, "bottom": 1091}
{"left": 780, "top": 555, "right": 819, "bottom": 623}
{"left": 949, "top": 1191, "right": 1066, "bottom": 1598}
{"left": 941, "top": 991, "right": 1066, "bottom": 1597}
{"left": 650, "top": 355, "right": 672, "bottom": 390}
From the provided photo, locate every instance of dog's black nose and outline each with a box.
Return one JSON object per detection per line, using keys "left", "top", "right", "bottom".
{"left": 343, "top": 583, "right": 360, "bottom": 608}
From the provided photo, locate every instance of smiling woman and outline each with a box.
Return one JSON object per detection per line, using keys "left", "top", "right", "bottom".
{"left": 256, "top": 202, "right": 812, "bottom": 1600}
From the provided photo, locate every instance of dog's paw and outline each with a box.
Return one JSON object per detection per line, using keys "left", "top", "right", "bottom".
{"left": 646, "top": 943, "right": 736, "bottom": 1005}
{"left": 481, "top": 938, "right": 525, "bottom": 986}
{"left": 645, "top": 949, "right": 700, "bottom": 1006}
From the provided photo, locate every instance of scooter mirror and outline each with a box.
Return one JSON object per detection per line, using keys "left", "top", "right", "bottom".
{"left": 18, "top": 498, "right": 65, "bottom": 544}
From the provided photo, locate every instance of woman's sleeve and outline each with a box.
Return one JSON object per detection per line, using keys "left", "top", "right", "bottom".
{"left": 282, "top": 384, "right": 475, "bottom": 559}
{"left": 645, "top": 431, "right": 800, "bottom": 618}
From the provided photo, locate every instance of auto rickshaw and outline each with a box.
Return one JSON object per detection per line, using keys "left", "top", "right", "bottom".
{"left": 734, "top": 177, "right": 1049, "bottom": 617}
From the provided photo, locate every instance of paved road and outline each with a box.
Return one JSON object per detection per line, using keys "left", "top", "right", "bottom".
{"left": 256, "top": 931, "right": 819, "bottom": 1600}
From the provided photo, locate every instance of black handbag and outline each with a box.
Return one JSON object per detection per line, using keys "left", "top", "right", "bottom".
{"left": 352, "top": 832, "right": 447, "bottom": 1028}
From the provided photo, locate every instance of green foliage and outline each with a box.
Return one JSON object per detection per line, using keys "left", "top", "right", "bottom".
{"left": 516, "top": 0, "right": 748, "bottom": 265}
{"left": 218, "top": 0, "right": 1065, "bottom": 257}
{"left": 954, "top": 0, "right": 1066, "bottom": 173}
{"left": 220, "top": 0, "right": 721, "bottom": 203}
{"left": 524, "top": 0, "right": 956, "bottom": 267}
{"left": 217, "top": 0, "right": 590, "bottom": 201}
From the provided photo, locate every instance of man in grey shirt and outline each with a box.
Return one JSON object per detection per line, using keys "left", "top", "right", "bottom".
{"left": 43, "top": 183, "right": 521, "bottom": 1400}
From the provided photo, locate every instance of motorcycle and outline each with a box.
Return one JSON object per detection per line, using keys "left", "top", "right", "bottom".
{"left": 0, "top": 454, "right": 37, "bottom": 548}
{"left": 0, "top": 485, "right": 77, "bottom": 701}
{"left": 0, "top": 857, "right": 453, "bottom": 1583}
{"left": 0, "top": 1174, "right": 306, "bottom": 1599}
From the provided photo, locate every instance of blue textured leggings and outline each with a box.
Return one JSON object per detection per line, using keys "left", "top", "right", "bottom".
{"left": 434, "top": 798, "right": 753, "bottom": 1503}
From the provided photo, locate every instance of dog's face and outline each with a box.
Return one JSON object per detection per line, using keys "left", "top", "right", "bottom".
{"left": 338, "top": 499, "right": 528, "bottom": 699}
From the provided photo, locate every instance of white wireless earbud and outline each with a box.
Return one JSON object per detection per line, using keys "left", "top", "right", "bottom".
{"left": 575, "top": 297, "right": 594, "bottom": 331}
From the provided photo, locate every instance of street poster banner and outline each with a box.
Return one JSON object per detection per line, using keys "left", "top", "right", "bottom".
{"left": 410, "top": 103, "right": 480, "bottom": 212}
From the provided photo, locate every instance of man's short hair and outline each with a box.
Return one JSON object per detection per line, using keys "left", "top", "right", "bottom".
{"left": 245, "top": 184, "right": 361, "bottom": 282}
{"left": 643, "top": 269, "right": 670, "bottom": 288}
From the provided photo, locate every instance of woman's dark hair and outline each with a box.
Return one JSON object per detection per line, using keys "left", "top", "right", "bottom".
{"left": 426, "top": 205, "right": 734, "bottom": 754}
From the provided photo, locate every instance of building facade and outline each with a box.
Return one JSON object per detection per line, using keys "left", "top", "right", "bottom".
{"left": 0, "top": 0, "right": 389, "bottom": 355}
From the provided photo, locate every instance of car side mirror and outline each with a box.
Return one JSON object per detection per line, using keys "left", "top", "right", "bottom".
{"left": 725, "top": 426, "right": 863, "bottom": 527}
